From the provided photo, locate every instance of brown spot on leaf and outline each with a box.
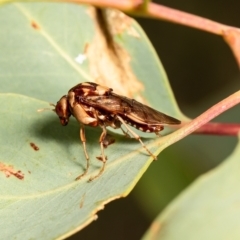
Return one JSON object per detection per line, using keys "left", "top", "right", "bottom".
{"left": 31, "top": 21, "right": 40, "bottom": 30}
{"left": 86, "top": 7, "right": 144, "bottom": 101}
{"left": 30, "top": 142, "right": 39, "bottom": 151}
{"left": 80, "top": 193, "right": 86, "bottom": 208}
{"left": 106, "top": 9, "right": 140, "bottom": 37}
{"left": 13, "top": 171, "right": 24, "bottom": 180}
{"left": 0, "top": 162, "right": 24, "bottom": 180}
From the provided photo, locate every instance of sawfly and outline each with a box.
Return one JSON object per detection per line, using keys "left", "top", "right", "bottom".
{"left": 52, "top": 82, "right": 181, "bottom": 181}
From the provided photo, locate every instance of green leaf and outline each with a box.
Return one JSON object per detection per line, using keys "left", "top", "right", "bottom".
{"left": 0, "top": 3, "right": 181, "bottom": 239}
{"left": 143, "top": 139, "right": 240, "bottom": 240}
{"left": 0, "top": 2, "right": 181, "bottom": 117}
{"left": 0, "top": 94, "right": 154, "bottom": 239}
{"left": 0, "top": 2, "right": 93, "bottom": 102}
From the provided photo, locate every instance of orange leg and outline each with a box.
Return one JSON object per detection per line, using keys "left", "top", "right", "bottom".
{"left": 117, "top": 116, "right": 157, "bottom": 160}
{"left": 88, "top": 125, "right": 108, "bottom": 181}
{"left": 75, "top": 125, "right": 90, "bottom": 180}
{"left": 120, "top": 126, "right": 131, "bottom": 138}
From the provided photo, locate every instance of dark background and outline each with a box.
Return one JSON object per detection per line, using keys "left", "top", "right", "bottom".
{"left": 70, "top": 0, "right": 240, "bottom": 239}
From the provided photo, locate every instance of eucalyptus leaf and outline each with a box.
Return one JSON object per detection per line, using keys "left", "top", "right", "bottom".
{"left": 0, "top": 2, "right": 181, "bottom": 117}
{"left": 0, "top": 2, "right": 181, "bottom": 239}
{"left": 143, "top": 138, "right": 240, "bottom": 240}
{"left": 0, "top": 94, "right": 155, "bottom": 239}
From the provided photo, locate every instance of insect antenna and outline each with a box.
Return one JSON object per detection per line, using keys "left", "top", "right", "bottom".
{"left": 37, "top": 103, "right": 56, "bottom": 113}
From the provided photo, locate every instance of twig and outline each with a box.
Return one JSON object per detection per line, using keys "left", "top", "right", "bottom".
{"left": 192, "top": 122, "right": 240, "bottom": 136}
{"left": 159, "top": 91, "right": 240, "bottom": 150}
{"left": 135, "top": 3, "right": 240, "bottom": 67}
{"left": 58, "top": 0, "right": 240, "bottom": 67}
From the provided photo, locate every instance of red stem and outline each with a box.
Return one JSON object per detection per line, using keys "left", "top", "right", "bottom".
{"left": 161, "top": 91, "right": 240, "bottom": 149}
{"left": 146, "top": 3, "right": 230, "bottom": 35}
{"left": 66, "top": 0, "right": 142, "bottom": 11}
{"left": 193, "top": 122, "right": 240, "bottom": 136}
{"left": 136, "top": 3, "right": 240, "bottom": 67}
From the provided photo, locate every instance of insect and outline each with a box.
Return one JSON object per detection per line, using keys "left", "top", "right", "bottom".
{"left": 53, "top": 82, "right": 181, "bottom": 181}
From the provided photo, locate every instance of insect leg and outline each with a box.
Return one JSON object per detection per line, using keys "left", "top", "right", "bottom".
{"left": 102, "top": 134, "right": 115, "bottom": 148}
{"left": 155, "top": 131, "right": 162, "bottom": 137}
{"left": 75, "top": 125, "right": 90, "bottom": 180}
{"left": 120, "top": 126, "right": 131, "bottom": 138}
{"left": 117, "top": 116, "right": 157, "bottom": 160}
{"left": 88, "top": 125, "right": 108, "bottom": 181}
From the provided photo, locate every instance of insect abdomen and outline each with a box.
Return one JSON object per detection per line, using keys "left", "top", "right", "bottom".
{"left": 124, "top": 118, "right": 164, "bottom": 133}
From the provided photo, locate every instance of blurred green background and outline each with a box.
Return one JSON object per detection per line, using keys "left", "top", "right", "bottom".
{"left": 71, "top": 0, "right": 240, "bottom": 239}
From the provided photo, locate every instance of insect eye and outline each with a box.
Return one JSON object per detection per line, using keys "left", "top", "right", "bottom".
{"left": 55, "top": 95, "right": 71, "bottom": 126}
{"left": 55, "top": 103, "right": 63, "bottom": 116}
{"left": 55, "top": 102, "right": 64, "bottom": 116}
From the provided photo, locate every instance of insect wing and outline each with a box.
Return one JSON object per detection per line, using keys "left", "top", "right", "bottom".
{"left": 81, "top": 95, "right": 127, "bottom": 113}
{"left": 81, "top": 94, "right": 180, "bottom": 125}
{"left": 130, "top": 104, "right": 181, "bottom": 125}
{"left": 113, "top": 94, "right": 181, "bottom": 125}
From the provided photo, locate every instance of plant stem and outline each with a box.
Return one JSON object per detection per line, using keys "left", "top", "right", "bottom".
{"left": 55, "top": 0, "right": 240, "bottom": 67}
{"left": 193, "top": 122, "right": 240, "bottom": 136}
{"left": 157, "top": 91, "right": 240, "bottom": 150}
